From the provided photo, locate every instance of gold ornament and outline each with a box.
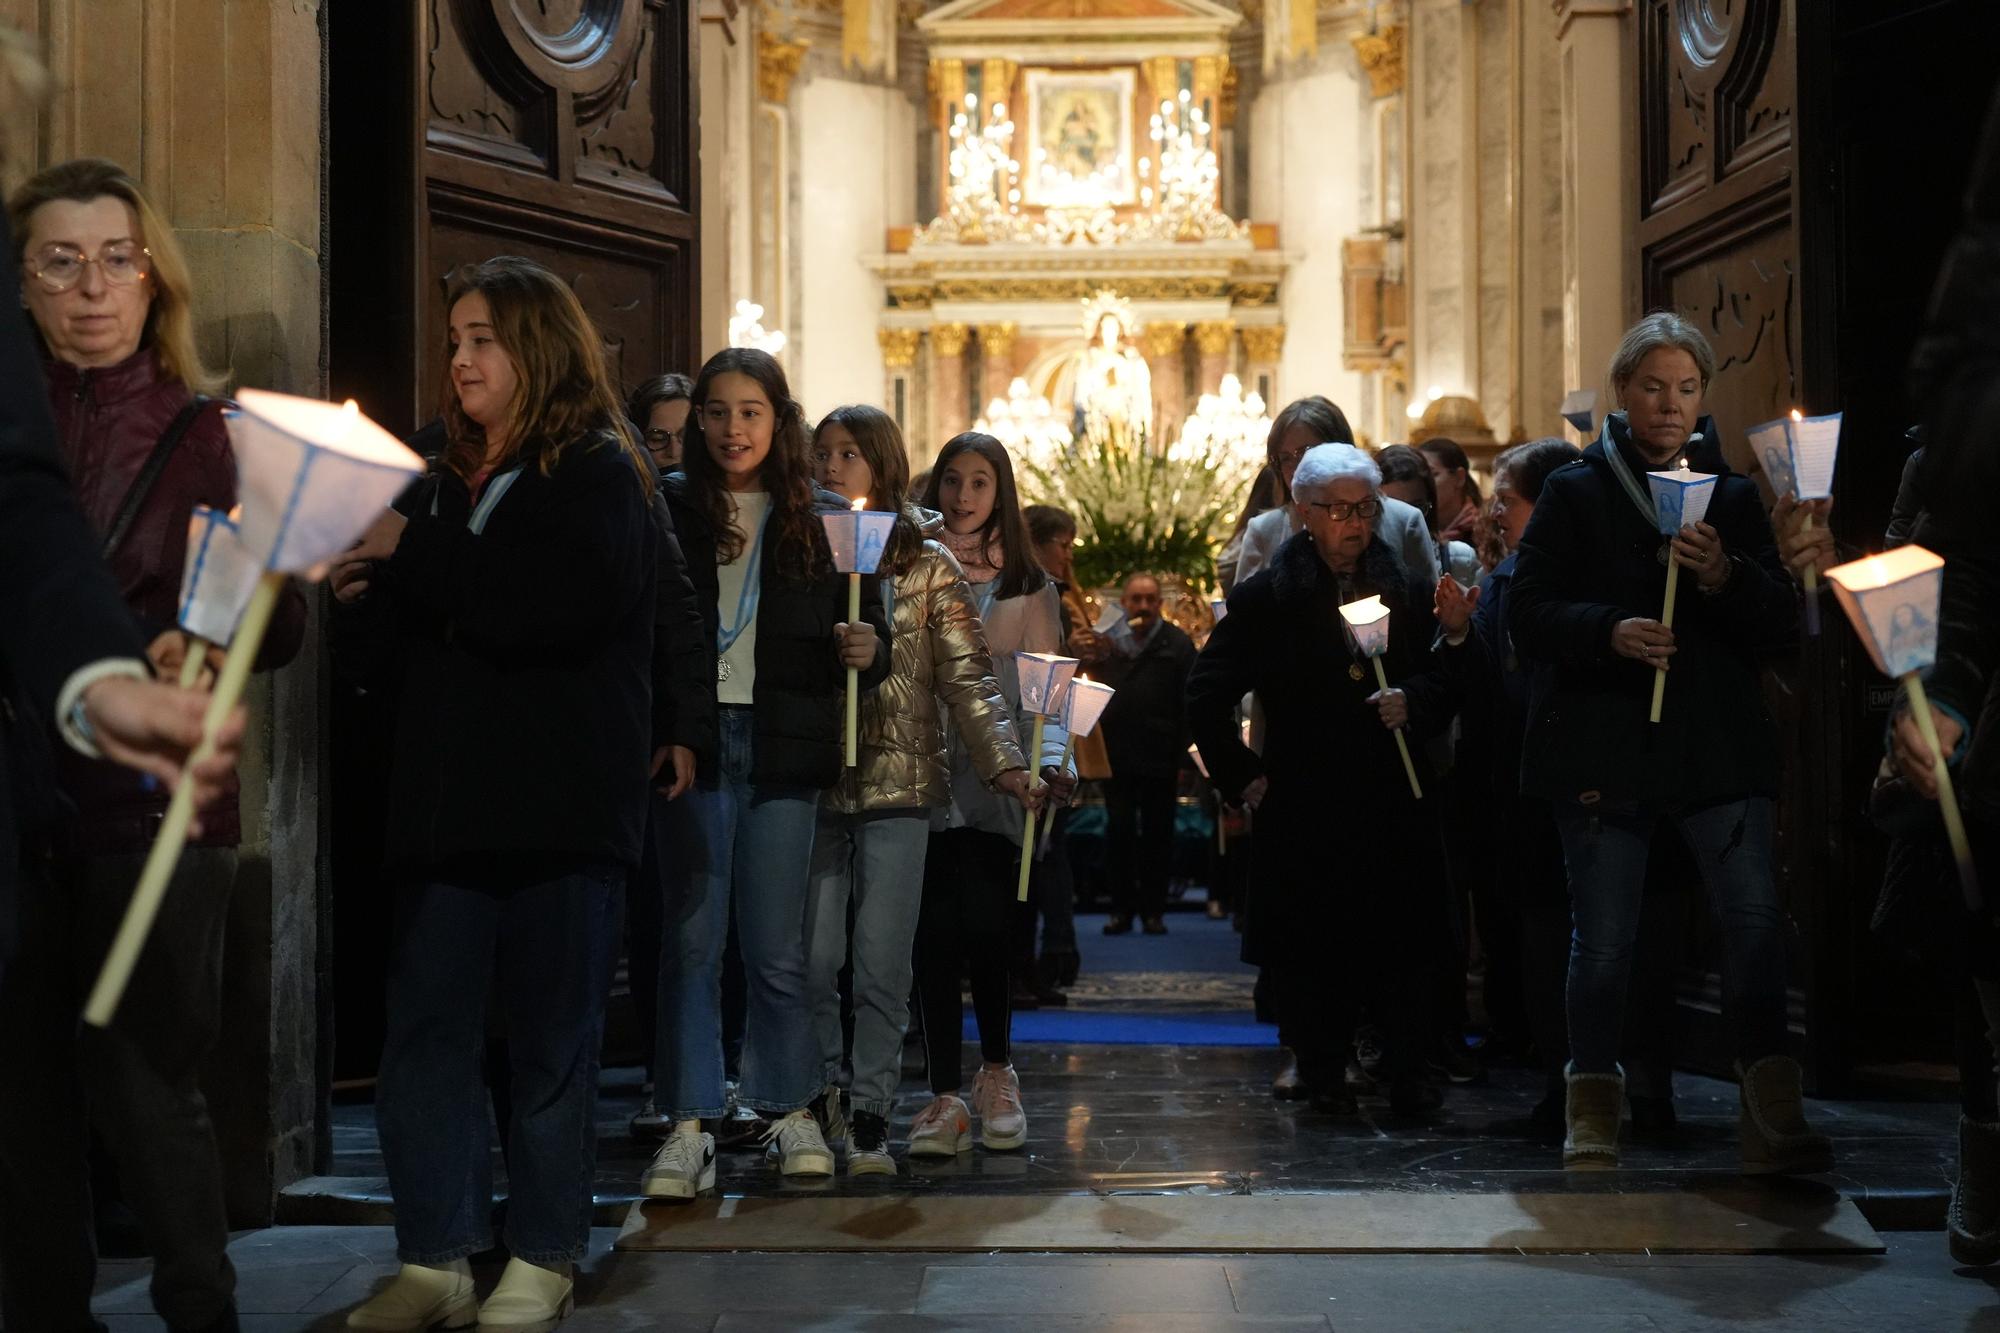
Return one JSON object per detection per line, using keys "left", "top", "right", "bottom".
{"left": 878, "top": 328, "right": 921, "bottom": 369}
{"left": 756, "top": 29, "right": 810, "bottom": 105}
{"left": 1239, "top": 325, "right": 1286, "bottom": 363}
{"left": 1350, "top": 25, "right": 1408, "bottom": 100}
{"left": 1139, "top": 323, "right": 1187, "bottom": 359}
{"left": 930, "top": 323, "right": 970, "bottom": 359}
{"left": 1193, "top": 320, "right": 1236, "bottom": 358}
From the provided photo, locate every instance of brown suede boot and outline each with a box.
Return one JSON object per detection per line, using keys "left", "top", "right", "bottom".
{"left": 1951, "top": 1116, "right": 2000, "bottom": 1267}
{"left": 1563, "top": 1063, "right": 1623, "bottom": 1170}
{"left": 1736, "top": 1055, "right": 1834, "bottom": 1176}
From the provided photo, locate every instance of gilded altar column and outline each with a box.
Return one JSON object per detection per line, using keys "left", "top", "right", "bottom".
{"left": 931, "top": 322, "right": 971, "bottom": 444}
{"left": 977, "top": 322, "right": 1018, "bottom": 416}
{"left": 1140, "top": 323, "right": 1187, "bottom": 441}
{"left": 1239, "top": 325, "right": 1286, "bottom": 407}
{"left": 878, "top": 328, "right": 922, "bottom": 440}
{"left": 1193, "top": 320, "right": 1236, "bottom": 397}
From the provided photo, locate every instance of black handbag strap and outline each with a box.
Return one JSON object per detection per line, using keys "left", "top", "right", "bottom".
{"left": 99, "top": 394, "right": 214, "bottom": 560}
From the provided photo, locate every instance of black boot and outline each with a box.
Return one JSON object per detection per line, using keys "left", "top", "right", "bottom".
{"left": 1952, "top": 1115, "right": 2000, "bottom": 1266}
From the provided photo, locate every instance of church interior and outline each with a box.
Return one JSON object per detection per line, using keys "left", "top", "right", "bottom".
{"left": 8, "top": 0, "right": 2000, "bottom": 1327}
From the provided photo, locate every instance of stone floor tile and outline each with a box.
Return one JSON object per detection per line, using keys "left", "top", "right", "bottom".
{"left": 914, "top": 1258, "right": 1236, "bottom": 1313}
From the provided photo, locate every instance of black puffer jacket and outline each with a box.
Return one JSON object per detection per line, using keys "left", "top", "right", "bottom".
{"left": 661, "top": 474, "right": 893, "bottom": 789}
{"left": 336, "top": 433, "right": 657, "bottom": 871}
{"left": 1509, "top": 417, "right": 1796, "bottom": 808}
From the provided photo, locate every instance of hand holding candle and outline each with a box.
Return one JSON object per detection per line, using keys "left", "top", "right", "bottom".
{"left": 1339, "top": 596, "right": 1422, "bottom": 800}
{"left": 1036, "top": 675, "right": 1115, "bottom": 859}
{"left": 1827, "top": 545, "right": 1980, "bottom": 913}
{"left": 85, "top": 392, "right": 423, "bottom": 1029}
{"left": 821, "top": 498, "right": 897, "bottom": 767}
{"left": 1014, "top": 652, "right": 1081, "bottom": 900}
{"left": 1644, "top": 466, "right": 1719, "bottom": 724}
{"left": 1750, "top": 408, "right": 1843, "bottom": 636}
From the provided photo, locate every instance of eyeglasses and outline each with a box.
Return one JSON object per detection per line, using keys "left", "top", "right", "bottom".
{"left": 645, "top": 429, "right": 679, "bottom": 446}
{"left": 1302, "top": 498, "right": 1382, "bottom": 523}
{"left": 28, "top": 241, "right": 151, "bottom": 294}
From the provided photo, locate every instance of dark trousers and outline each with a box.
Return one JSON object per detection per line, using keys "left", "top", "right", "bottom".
{"left": 0, "top": 846, "right": 238, "bottom": 1332}
{"left": 1501, "top": 797, "right": 1572, "bottom": 1080}
{"left": 377, "top": 861, "right": 619, "bottom": 1266}
{"left": 1275, "top": 905, "right": 1433, "bottom": 1093}
{"left": 1105, "top": 772, "right": 1176, "bottom": 919}
{"left": 1013, "top": 806, "right": 1080, "bottom": 974}
{"left": 914, "top": 829, "right": 1014, "bottom": 1094}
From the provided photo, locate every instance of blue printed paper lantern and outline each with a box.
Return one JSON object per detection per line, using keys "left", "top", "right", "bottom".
{"left": 1747, "top": 411, "right": 1842, "bottom": 501}
{"left": 1826, "top": 545, "right": 1944, "bottom": 679}
{"left": 1016, "top": 651, "right": 1080, "bottom": 718}
{"left": 1644, "top": 467, "right": 1719, "bottom": 536}
{"left": 1339, "top": 595, "right": 1393, "bottom": 658}
{"left": 820, "top": 504, "right": 900, "bottom": 574}
{"left": 177, "top": 506, "right": 262, "bottom": 644}
{"left": 226, "top": 390, "right": 425, "bottom": 575}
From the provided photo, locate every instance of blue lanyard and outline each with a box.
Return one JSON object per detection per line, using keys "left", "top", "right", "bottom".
{"left": 717, "top": 506, "right": 772, "bottom": 656}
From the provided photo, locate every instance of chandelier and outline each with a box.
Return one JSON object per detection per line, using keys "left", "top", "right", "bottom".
{"left": 913, "top": 94, "right": 1036, "bottom": 246}
{"left": 1172, "top": 373, "right": 1270, "bottom": 470}
{"left": 975, "top": 376, "right": 1071, "bottom": 471}
{"left": 728, "top": 299, "right": 786, "bottom": 357}
{"left": 1129, "top": 91, "right": 1242, "bottom": 243}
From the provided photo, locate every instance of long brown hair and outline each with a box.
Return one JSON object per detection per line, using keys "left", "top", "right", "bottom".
{"left": 439, "top": 256, "right": 652, "bottom": 493}
{"left": 813, "top": 404, "right": 926, "bottom": 575}
{"left": 920, "top": 432, "right": 1048, "bottom": 600}
{"left": 682, "top": 347, "right": 826, "bottom": 580}
{"left": 1265, "top": 396, "right": 1356, "bottom": 499}
{"left": 7, "top": 156, "right": 222, "bottom": 393}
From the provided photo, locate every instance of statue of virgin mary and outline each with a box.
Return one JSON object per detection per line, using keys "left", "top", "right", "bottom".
{"left": 1069, "top": 291, "right": 1152, "bottom": 439}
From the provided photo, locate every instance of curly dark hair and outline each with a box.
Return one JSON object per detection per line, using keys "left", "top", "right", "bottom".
{"left": 681, "top": 348, "right": 827, "bottom": 581}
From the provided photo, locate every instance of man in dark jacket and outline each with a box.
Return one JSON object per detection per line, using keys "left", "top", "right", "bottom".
{"left": 1084, "top": 572, "right": 1195, "bottom": 935}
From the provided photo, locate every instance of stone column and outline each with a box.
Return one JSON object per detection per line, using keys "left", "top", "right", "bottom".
{"left": 1193, "top": 320, "right": 1236, "bottom": 396}
{"left": 1554, "top": 0, "right": 1637, "bottom": 431}
{"left": 931, "top": 322, "right": 971, "bottom": 442}
{"left": 878, "top": 327, "right": 921, "bottom": 440}
{"left": 700, "top": 0, "right": 749, "bottom": 358}
{"left": 977, "top": 322, "right": 1017, "bottom": 415}
{"left": 1140, "top": 322, "right": 1187, "bottom": 440}
{"left": 1409, "top": 0, "right": 1482, "bottom": 413}
{"left": 13, "top": 0, "right": 326, "bottom": 1224}
{"left": 1239, "top": 324, "right": 1286, "bottom": 407}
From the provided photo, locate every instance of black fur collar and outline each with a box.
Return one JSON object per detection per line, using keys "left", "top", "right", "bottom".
{"left": 1268, "top": 528, "right": 1413, "bottom": 612}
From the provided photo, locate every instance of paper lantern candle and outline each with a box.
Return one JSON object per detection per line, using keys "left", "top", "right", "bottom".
{"left": 1338, "top": 596, "right": 1422, "bottom": 800}
{"left": 174, "top": 506, "right": 261, "bottom": 686}
{"left": 86, "top": 392, "right": 423, "bottom": 1029}
{"left": 1210, "top": 598, "right": 1228, "bottom": 625}
{"left": 1014, "top": 651, "right": 1081, "bottom": 900}
{"left": 820, "top": 499, "right": 899, "bottom": 767}
{"left": 1826, "top": 546, "right": 1978, "bottom": 911}
{"left": 1037, "top": 676, "right": 1116, "bottom": 859}
{"left": 1644, "top": 467, "right": 1720, "bottom": 724}
{"left": 1748, "top": 409, "right": 1842, "bottom": 634}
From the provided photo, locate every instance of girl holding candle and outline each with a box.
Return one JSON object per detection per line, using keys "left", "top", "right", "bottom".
{"left": 640, "top": 350, "right": 892, "bottom": 1199}
{"left": 908, "top": 432, "right": 1072, "bottom": 1156}
{"left": 336, "top": 256, "right": 658, "bottom": 1329}
{"left": 805, "top": 406, "right": 1041, "bottom": 1174}
{"left": 1508, "top": 312, "right": 1832, "bottom": 1175}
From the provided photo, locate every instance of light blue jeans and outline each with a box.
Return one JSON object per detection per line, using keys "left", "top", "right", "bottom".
{"left": 803, "top": 807, "right": 932, "bottom": 1117}
{"left": 656, "top": 708, "right": 821, "bottom": 1120}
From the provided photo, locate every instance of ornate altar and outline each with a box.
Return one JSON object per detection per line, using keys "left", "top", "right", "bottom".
{"left": 866, "top": 0, "right": 1291, "bottom": 458}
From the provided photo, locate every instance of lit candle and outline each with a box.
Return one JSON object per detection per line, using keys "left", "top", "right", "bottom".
{"left": 847, "top": 497, "right": 864, "bottom": 767}
{"left": 1014, "top": 652, "right": 1080, "bottom": 900}
{"left": 1338, "top": 596, "right": 1422, "bottom": 799}
{"left": 87, "top": 392, "right": 423, "bottom": 1028}
{"left": 1643, "top": 466, "right": 1719, "bottom": 724}
{"left": 1790, "top": 410, "right": 1822, "bottom": 635}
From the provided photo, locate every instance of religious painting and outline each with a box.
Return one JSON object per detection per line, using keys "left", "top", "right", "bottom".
{"left": 1022, "top": 68, "right": 1137, "bottom": 208}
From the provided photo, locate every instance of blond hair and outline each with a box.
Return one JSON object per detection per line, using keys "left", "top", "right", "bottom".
{"left": 7, "top": 157, "right": 225, "bottom": 393}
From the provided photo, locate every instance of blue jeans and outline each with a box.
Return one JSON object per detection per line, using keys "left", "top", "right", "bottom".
{"left": 377, "top": 860, "right": 621, "bottom": 1265}
{"left": 657, "top": 708, "right": 821, "bottom": 1119}
{"left": 804, "top": 808, "right": 931, "bottom": 1117}
{"left": 1556, "top": 796, "right": 1790, "bottom": 1074}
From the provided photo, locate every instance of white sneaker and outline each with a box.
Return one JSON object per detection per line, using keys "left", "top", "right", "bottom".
{"left": 640, "top": 1125, "right": 716, "bottom": 1200}
{"left": 905, "top": 1094, "right": 973, "bottom": 1158}
{"left": 476, "top": 1258, "right": 573, "bottom": 1332}
{"left": 763, "top": 1107, "right": 835, "bottom": 1177}
{"left": 346, "top": 1259, "right": 478, "bottom": 1331}
{"left": 972, "top": 1064, "right": 1027, "bottom": 1151}
{"left": 628, "top": 1099, "right": 671, "bottom": 1140}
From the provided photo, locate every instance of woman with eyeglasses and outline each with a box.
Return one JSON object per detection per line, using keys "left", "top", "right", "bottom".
{"left": 0, "top": 158, "right": 307, "bottom": 1333}
{"left": 629, "top": 372, "right": 693, "bottom": 473}
{"left": 1188, "top": 443, "right": 1453, "bottom": 1119}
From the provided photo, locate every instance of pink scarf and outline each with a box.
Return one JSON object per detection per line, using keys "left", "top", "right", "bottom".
{"left": 939, "top": 526, "right": 1003, "bottom": 584}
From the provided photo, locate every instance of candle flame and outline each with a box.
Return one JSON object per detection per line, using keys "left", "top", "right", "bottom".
{"left": 851, "top": 496, "right": 866, "bottom": 512}
{"left": 1790, "top": 408, "right": 1803, "bottom": 423}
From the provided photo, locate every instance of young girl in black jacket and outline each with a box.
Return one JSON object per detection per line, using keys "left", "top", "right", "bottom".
{"left": 337, "top": 257, "right": 658, "bottom": 1329}
{"left": 639, "top": 348, "right": 892, "bottom": 1201}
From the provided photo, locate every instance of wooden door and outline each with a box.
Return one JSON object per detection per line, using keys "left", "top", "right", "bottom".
{"left": 1636, "top": 0, "right": 2000, "bottom": 1087}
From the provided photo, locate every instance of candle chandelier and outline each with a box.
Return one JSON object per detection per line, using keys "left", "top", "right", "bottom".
{"left": 975, "top": 376, "right": 1071, "bottom": 471}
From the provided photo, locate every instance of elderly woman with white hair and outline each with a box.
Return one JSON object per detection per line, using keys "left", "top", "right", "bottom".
{"left": 1188, "top": 443, "right": 1453, "bottom": 1118}
{"left": 1509, "top": 311, "right": 1831, "bottom": 1175}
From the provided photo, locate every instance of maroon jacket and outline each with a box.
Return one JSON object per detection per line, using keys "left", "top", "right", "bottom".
{"left": 44, "top": 346, "right": 307, "bottom": 852}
